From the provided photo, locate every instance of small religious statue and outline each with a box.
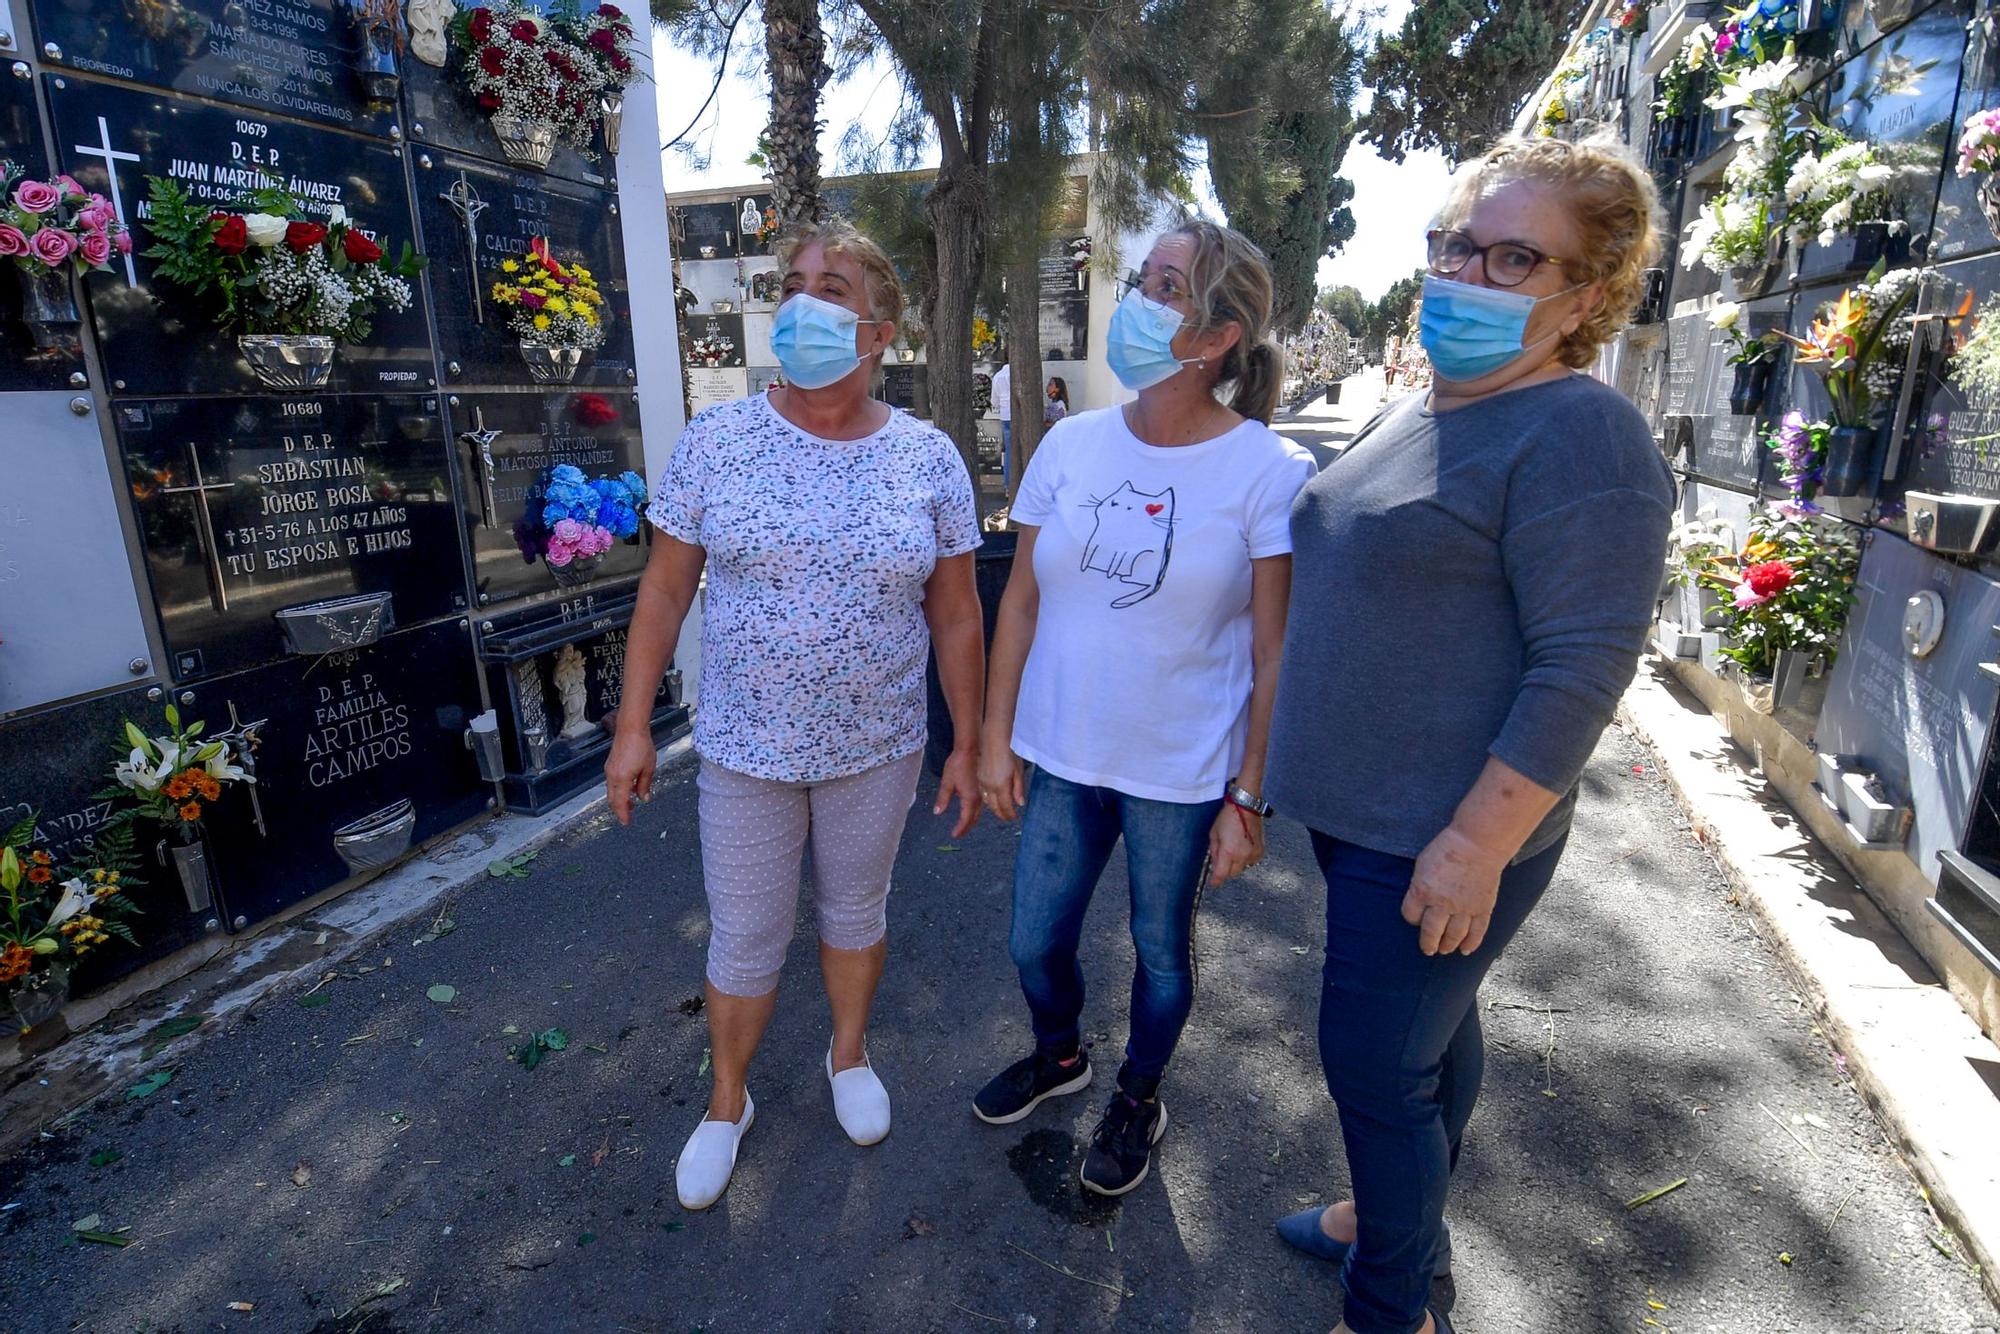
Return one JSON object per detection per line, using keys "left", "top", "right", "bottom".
{"left": 552, "top": 645, "right": 595, "bottom": 741}
{"left": 739, "top": 197, "right": 763, "bottom": 239}
{"left": 408, "top": 0, "right": 456, "bottom": 67}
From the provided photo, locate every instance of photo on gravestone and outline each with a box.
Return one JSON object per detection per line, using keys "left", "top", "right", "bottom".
{"left": 26, "top": 0, "right": 397, "bottom": 138}
{"left": 0, "top": 73, "right": 76, "bottom": 392}
{"left": 677, "top": 201, "right": 739, "bottom": 260}
{"left": 1796, "top": 10, "right": 1958, "bottom": 281}
{"left": 1037, "top": 234, "right": 1091, "bottom": 361}
{"left": 116, "top": 394, "right": 465, "bottom": 681}
{"left": 684, "top": 312, "right": 744, "bottom": 368}
{"left": 0, "top": 686, "right": 218, "bottom": 991}
{"left": 447, "top": 387, "right": 648, "bottom": 607}
{"left": 400, "top": 13, "right": 611, "bottom": 190}
{"left": 736, "top": 193, "right": 776, "bottom": 256}
{"left": 415, "top": 149, "right": 634, "bottom": 387}
{"left": 44, "top": 78, "right": 434, "bottom": 396}
{"left": 193, "top": 617, "right": 490, "bottom": 927}
{"left": 1900, "top": 250, "right": 2000, "bottom": 501}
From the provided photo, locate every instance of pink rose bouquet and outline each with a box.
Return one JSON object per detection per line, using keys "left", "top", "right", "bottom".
{"left": 1957, "top": 107, "right": 2000, "bottom": 177}
{"left": 0, "top": 159, "right": 129, "bottom": 276}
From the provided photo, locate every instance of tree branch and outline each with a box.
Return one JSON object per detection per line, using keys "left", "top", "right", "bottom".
{"left": 660, "top": 0, "right": 758, "bottom": 153}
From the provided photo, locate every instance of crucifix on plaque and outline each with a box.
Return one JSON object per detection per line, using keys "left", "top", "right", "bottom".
{"left": 158, "top": 442, "right": 237, "bottom": 614}
{"left": 217, "top": 700, "right": 270, "bottom": 837}
{"left": 440, "top": 171, "right": 490, "bottom": 323}
{"left": 72, "top": 115, "right": 142, "bottom": 286}
{"left": 458, "top": 405, "right": 503, "bottom": 528}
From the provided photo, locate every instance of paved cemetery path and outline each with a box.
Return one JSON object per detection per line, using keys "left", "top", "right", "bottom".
{"left": 2, "top": 723, "right": 1996, "bottom": 1334}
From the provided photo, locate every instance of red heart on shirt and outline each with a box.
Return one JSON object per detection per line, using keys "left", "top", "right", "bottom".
{"left": 1145, "top": 503, "right": 1164, "bottom": 516}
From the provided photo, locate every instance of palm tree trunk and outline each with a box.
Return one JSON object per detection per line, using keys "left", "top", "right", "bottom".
{"left": 763, "top": 0, "right": 830, "bottom": 230}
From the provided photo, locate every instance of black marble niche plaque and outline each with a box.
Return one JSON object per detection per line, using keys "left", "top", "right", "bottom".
{"left": 0, "top": 69, "right": 75, "bottom": 392}
{"left": 117, "top": 393, "right": 466, "bottom": 680}
{"left": 28, "top": 0, "right": 397, "bottom": 137}
{"left": 401, "top": 36, "right": 609, "bottom": 189}
{"left": 1, "top": 59, "right": 48, "bottom": 179}
{"left": 0, "top": 686, "right": 219, "bottom": 990}
{"left": 447, "top": 387, "right": 647, "bottom": 606}
{"left": 683, "top": 312, "right": 744, "bottom": 369}
{"left": 45, "top": 78, "right": 434, "bottom": 395}
{"left": 415, "top": 149, "right": 634, "bottom": 388}
{"left": 1897, "top": 251, "right": 2000, "bottom": 499}
{"left": 190, "top": 617, "right": 490, "bottom": 928}
{"left": 674, "top": 201, "right": 738, "bottom": 260}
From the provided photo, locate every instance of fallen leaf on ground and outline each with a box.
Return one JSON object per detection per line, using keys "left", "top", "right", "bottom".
{"left": 1625, "top": 1178, "right": 1688, "bottom": 1210}
{"left": 291, "top": 1162, "right": 312, "bottom": 1189}
{"left": 578, "top": 1232, "right": 597, "bottom": 1246}
{"left": 539, "top": 1028, "right": 569, "bottom": 1051}
{"left": 76, "top": 1229, "right": 132, "bottom": 1248}
{"left": 72, "top": 1213, "right": 103, "bottom": 1232}
{"left": 937, "top": 844, "right": 960, "bottom": 853}
{"left": 124, "top": 1070, "right": 173, "bottom": 1101}
{"left": 698, "top": 1048, "right": 711, "bottom": 1077}
{"left": 413, "top": 917, "right": 455, "bottom": 946}
{"left": 425, "top": 984, "right": 457, "bottom": 1004}
{"left": 143, "top": 1015, "right": 206, "bottom": 1058}
{"left": 487, "top": 851, "right": 538, "bottom": 879}
{"left": 1778, "top": 1252, "right": 1794, "bottom": 1266}
{"left": 558, "top": 1154, "right": 576, "bottom": 1167}
{"left": 88, "top": 1148, "right": 122, "bottom": 1169}
{"left": 297, "top": 993, "right": 331, "bottom": 1009}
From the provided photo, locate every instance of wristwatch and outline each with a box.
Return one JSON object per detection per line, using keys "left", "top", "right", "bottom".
{"left": 1225, "top": 779, "right": 1273, "bottom": 818}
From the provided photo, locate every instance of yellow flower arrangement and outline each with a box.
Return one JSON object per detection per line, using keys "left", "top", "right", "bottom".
{"left": 489, "top": 237, "right": 608, "bottom": 351}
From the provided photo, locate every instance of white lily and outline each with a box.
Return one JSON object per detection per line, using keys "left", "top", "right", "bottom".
{"left": 113, "top": 746, "right": 171, "bottom": 793}
{"left": 204, "top": 749, "right": 253, "bottom": 785}
{"left": 46, "top": 878, "right": 89, "bottom": 928}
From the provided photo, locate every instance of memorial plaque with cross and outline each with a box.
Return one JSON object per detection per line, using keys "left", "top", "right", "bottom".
{"left": 45, "top": 76, "right": 434, "bottom": 396}
{"left": 25, "top": 0, "right": 397, "bottom": 137}
{"left": 446, "top": 387, "right": 648, "bottom": 607}
{"left": 116, "top": 394, "right": 467, "bottom": 680}
{"left": 415, "top": 149, "right": 635, "bottom": 388}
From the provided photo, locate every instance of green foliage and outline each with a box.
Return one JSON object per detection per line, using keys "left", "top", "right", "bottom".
{"left": 1361, "top": 0, "right": 1590, "bottom": 165}
{"left": 1319, "top": 285, "right": 1369, "bottom": 336}
{"left": 1364, "top": 268, "right": 1427, "bottom": 353}
{"left": 1704, "top": 508, "right": 1861, "bottom": 677}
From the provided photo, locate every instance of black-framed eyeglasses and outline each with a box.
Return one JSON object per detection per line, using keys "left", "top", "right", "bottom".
{"left": 1426, "top": 229, "right": 1567, "bottom": 288}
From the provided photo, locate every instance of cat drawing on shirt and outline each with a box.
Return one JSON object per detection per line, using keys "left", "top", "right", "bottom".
{"left": 1079, "top": 482, "right": 1175, "bottom": 608}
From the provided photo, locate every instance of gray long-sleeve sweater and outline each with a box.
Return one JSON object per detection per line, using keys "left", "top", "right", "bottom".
{"left": 1267, "top": 374, "right": 1674, "bottom": 861}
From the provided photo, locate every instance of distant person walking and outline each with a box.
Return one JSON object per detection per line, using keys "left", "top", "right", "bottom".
{"left": 1267, "top": 135, "right": 1674, "bottom": 1334}
{"left": 1043, "top": 375, "right": 1069, "bottom": 426}
{"left": 972, "top": 221, "right": 1315, "bottom": 1197}
{"left": 606, "top": 220, "right": 985, "bottom": 1212}
{"left": 991, "top": 358, "right": 1013, "bottom": 492}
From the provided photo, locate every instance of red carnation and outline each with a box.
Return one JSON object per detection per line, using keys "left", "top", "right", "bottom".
{"left": 478, "top": 91, "right": 502, "bottom": 110}
{"left": 1744, "top": 560, "right": 1795, "bottom": 599}
{"left": 467, "top": 8, "right": 493, "bottom": 40}
{"left": 479, "top": 45, "right": 506, "bottom": 76}
{"left": 588, "top": 28, "right": 618, "bottom": 54}
{"left": 597, "top": 4, "right": 624, "bottom": 18}
{"left": 211, "top": 212, "right": 248, "bottom": 254}
{"left": 284, "top": 220, "right": 328, "bottom": 253}
{"left": 573, "top": 393, "right": 618, "bottom": 426}
{"left": 510, "top": 18, "right": 539, "bottom": 40}
{"left": 610, "top": 52, "right": 632, "bottom": 74}
{"left": 342, "top": 228, "right": 383, "bottom": 264}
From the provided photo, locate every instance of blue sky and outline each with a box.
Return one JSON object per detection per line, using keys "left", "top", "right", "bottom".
{"left": 649, "top": 2, "right": 1453, "bottom": 302}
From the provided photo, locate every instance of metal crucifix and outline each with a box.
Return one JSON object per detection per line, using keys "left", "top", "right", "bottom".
{"left": 440, "top": 171, "right": 490, "bottom": 323}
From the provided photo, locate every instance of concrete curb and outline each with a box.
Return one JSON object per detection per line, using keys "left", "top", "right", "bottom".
{"left": 0, "top": 737, "right": 697, "bottom": 1155}
{"left": 1619, "top": 660, "right": 2000, "bottom": 1309}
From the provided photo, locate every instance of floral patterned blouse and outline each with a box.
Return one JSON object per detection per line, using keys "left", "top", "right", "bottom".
{"left": 648, "top": 392, "right": 982, "bottom": 783}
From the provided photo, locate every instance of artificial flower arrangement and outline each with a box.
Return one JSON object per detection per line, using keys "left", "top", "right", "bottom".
{"left": 1, "top": 818, "right": 144, "bottom": 1033}
{"left": 689, "top": 329, "right": 737, "bottom": 367}
{"left": 110, "top": 705, "right": 257, "bottom": 841}
{"left": 1956, "top": 106, "right": 2000, "bottom": 239}
{"left": 514, "top": 464, "right": 647, "bottom": 586}
{"left": 1764, "top": 410, "right": 1830, "bottom": 511}
{"left": 448, "top": 5, "right": 636, "bottom": 166}
{"left": 1682, "top": 57, "right": 1811, "bottom": 282}
{"left": 1712, "top": 300, "right": 1786, "bottom": 415}
{"left": 971, "top": 316, "right": 998, "bottom": 359}
{"left": 142, "top": 177, "right": 424, "bottom": 389}
{"left": 1782, "top": 133, "right": 1928, "bottom": 253}
{"left": 1615, "top": 0, "right": 1647, "bottom": 36}
{"left": 0, "top": 161, "right": 132, "bottom": 276}
{"left": 1696, "top": 504, "right": 1861, "bottom": 681}
{"left": 753, "top": 204, "right": 781, "bottom": 249}
{"left": 491, "top": 237, "right": 606, "bottom": 382}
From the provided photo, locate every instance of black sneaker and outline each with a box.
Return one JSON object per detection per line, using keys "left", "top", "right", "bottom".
{"left": 973, "top": 1047, "right": 1093, "bottom": 1125}
{"left": 1079, "top": 1091, "right": 1167, "bottom": 1196}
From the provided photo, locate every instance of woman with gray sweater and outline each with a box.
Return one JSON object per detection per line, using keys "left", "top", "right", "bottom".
{"left": 1265, "top": 135, "right": 1674, "bottom": 1334}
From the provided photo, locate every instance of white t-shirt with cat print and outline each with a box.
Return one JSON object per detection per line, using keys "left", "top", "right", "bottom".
{"left": 1008, "top": 404, "right": 1317, "bottom": 803}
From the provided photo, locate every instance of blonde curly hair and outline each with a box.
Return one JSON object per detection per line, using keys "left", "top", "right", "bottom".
{"left": 777, "top": 219, "right": 906, "bottom": 326}
{"left": 1437, "top": 133, "right": 1663, "bottom": 369}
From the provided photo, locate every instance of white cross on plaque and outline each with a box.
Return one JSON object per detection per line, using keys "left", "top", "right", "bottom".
{"left": 72, "top": 116, "right": 142, "bottom": 286}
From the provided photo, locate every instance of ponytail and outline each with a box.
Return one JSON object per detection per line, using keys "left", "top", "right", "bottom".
{"left": 1170, "top": 218, "right": 1284, "bottom": 425}
{"left": 1231, "top": 339, "right": 1284, "bottom": 424}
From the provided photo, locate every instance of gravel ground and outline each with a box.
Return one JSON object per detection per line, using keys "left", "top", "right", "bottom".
{"left": 0, "top": 725, "right": 1993, "bottom": 1334}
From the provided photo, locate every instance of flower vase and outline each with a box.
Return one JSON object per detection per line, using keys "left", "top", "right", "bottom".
{"left": 238, "top": 334, "right": 337, "bottom": 390}
{"left": 1725, "top": 237, "right": 1785, "bottom": 301}
{"left": 352, "top": 15, "right": 401, "bottom": 103}
{"left": 1844, "top": 220, "right": 1909, "bottom": 274}
{"left": 600, "top": 93, "right": 625, "bottom": 156}
{"left": 1728, "top": 359, "right": 1775, "bottom": 416}
{"left": 490, "top": 114, "right": 558, "bottom": 171}
{"left": 519, "top": 342, "right": 585, "bottom": 384}
{"left": 168, "top": 831, "right": 214, "bottom": 913}
{"left": 18, "top": 263, "right": 83, "bottom": 354}
{"left": 1822, "top": 423, "right": 1879, "bottom": 497}
{"left": 3, "top": 964, "right": 71, "bottom": 1039}
{"left": 548, "top": 552, "right": 605, "bottom": 588}
{"left": 1979, "top": 176, "right": 2000, "bottom": 244}
{"left": 1772, "top": 650, "right": 1811, "bottom": 710}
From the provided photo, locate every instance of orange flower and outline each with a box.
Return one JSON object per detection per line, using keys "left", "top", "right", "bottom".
{"left": 29, "top": 850, "right": 51, "bottom": 865}
{"left": 194, "top": 773, "right": 221, "bottom": 801}
{"left": 0, "top": 944, "right": 30, "bottom": 983}
{"left": 178, "top": 801, "right": 202, "bottom": 822}
{"left": 163, "top": 773, "right": 192, "bottom": 800}
{"left": 26, "top": 866, "right": 51, "bottom": 884}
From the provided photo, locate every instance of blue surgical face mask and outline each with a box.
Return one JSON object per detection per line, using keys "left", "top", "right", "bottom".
{"left": 1418, "top": 273, "right": 1584, "bottom": 382}
{"left": 771, "top": 291, "right": 882, "bottom": 389}
{"left": 1107, "top": 288, "right": 1203, "bottom": 390}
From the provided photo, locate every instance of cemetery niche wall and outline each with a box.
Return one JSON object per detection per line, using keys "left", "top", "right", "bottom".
{"left": 0, "top": 0, "right": 682, "bottom": 1016}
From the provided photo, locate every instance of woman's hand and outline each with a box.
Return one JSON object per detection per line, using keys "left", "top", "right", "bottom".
{"left": 975, "top": 743, "right": 1028, "bottom": 823}
{"left": 935, "top": 746, "right": 982, "bottom": 838}
{"left": 604, "top": 726, "right": 658, "bottom": 826}
{"left": 1206, "top": 803, "right": 1265, "bottom": 887}
{"left": 1402, "top": 824, "right": 1507, "bottom": 955}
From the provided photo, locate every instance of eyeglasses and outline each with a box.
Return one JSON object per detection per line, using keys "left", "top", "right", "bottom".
{"left": 1425, "top": 229, "right": 1567, "bottom": 289}
{"left": 1117, "top": 268, "right": 1186, "bottom": 305}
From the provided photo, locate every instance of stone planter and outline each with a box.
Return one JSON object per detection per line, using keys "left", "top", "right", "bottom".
{"left": 238, "top": 334, "right": 336, "bottom": 391}
{"left": 1822, "top": 423, "right": 1878, "bottom": 497}
{"left": 1841, "top": 769, "right": 1910, "bottom": 845}
{"left": 1725, "top": 238, "right": 1786, "bottom": 301}
{"left": 490, "top": 113, "right": 557, "bottom": 171}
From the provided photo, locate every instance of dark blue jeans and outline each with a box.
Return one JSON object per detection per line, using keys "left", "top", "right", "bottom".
{"left": 1009, "top": 768, "right": 1222, "bottom": 1081}
{"left": 1312, "top": 831, "right": 1569, "bottom": 1334}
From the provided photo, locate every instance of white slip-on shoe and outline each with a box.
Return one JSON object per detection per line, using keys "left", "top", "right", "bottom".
{"left": 675, "top": 1090, "right": 754, "bottom": 1210}
{"left": 826, "top": 1047, "right": 892, "bottom": 1146}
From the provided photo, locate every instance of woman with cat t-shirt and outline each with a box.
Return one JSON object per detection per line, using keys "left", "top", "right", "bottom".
{"left": 972, "top": 220, "right": 1315, "bottom": 1197}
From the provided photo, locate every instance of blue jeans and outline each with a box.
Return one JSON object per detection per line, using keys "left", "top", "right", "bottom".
{"left": 1312, "top": 831, "right": 1569, "bottom": 1334}
{"left": 1008, "top": 768, "right": 1222, "bottom": 1081}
